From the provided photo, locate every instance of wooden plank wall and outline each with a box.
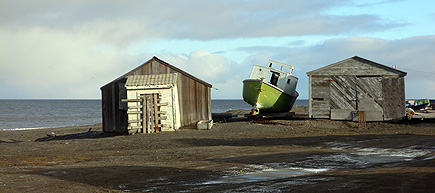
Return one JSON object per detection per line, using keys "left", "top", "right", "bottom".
{"left": 307, "top": 57, "right": 406, "bottom": 121}
{"left": 101, "top": 85, "right": 113, "bottom": 132}
{"left": 309, "top": 76, "right": 331, "bottom": 118}
{"left": 308, "top": 74, "right": 404, "bottom": 121}
{"left": 330, "top": 76, "right": 357, "bottom": 110}
{"left": 101, "top": 81, "right": 128, "bottom": 133}
{"left": 329, "top": 76, "right": 384, "bottom": 121}
{"left": 178, "top": 75, "right": 210, "bottom": 126}
{"left": 309, "top": 75, "right": 386, "bottom": 119}
{"left": 382, "top": 76, "right": 405, "bottom": 120}
{"left": 329, "top": 75, "right": 384, "bottom": 111}
{"left": 355, "top": 77, "right": 383, "bottom": 111}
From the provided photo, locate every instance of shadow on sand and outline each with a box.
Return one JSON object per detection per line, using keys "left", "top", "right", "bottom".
{"left": 34, "top": 131, "right": 122, "bottom": 141}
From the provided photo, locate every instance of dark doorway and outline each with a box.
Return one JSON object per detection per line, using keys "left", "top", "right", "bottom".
{"left": 270, "top": 72, "right": 280, "bottom": 86}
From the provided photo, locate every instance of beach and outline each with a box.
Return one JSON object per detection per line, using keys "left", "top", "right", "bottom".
{"left": 1, "top": 107, "right": 434, "bottom": 192}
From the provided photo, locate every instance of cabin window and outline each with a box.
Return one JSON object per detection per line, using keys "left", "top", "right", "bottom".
{"left": 287, "top": 79, "right": 291, "bottom": 84}
{"left": 270, "top": 72, "right": 280, "bottom": 86}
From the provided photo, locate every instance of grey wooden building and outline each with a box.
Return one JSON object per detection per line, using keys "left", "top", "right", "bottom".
{"left": 306, "top": 56, "right": 407, "bottom": 121}
{"left": 101, "top": 56, "right": 212, "bottom": 134}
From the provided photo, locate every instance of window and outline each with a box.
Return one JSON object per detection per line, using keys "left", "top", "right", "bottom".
{"left": 270, "top": 72, "right": 280, "bottom": 86}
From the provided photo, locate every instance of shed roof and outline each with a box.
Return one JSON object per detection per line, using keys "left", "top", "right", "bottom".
{"left": 101, "top": 56, "right": 212, "bottom": 89}
{"left": 306, "top": 56, "right": 407, "bottom": 76}
{"left": 126, "top": 73, "right": 178, "bottom": 87}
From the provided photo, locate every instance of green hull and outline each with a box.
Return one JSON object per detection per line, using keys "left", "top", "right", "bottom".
{"left": 242, "top": 79, "right": 298, "bottom": 112}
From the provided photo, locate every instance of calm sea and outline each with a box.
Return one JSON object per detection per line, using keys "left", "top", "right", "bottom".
{"left": 0, "top": 99, "right": 308, "bottom": 130}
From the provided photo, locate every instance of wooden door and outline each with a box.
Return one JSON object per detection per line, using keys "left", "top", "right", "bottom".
{"left": 123, "top": 93, "right": 168, "bottom": 134}
{"left": 330, "top": 75, "right": 359, "bottom": 110}
{"left": 355, "top": 77, "right": 383, "bottom": 121}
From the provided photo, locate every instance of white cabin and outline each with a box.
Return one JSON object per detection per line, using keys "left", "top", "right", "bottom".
{"left": 249, "top": 60, "right": 298, "bottom": 97}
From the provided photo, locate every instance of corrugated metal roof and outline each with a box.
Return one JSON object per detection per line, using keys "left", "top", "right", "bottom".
{"left": 126, "top": 73, "right": 178, "bottom": 86}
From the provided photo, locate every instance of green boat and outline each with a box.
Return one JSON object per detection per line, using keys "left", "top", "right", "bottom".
{"left": 243, "top": 60, "right": 299, "bottom": 114}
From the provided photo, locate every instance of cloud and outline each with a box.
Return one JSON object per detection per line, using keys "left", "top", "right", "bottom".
{"left": 159, "top": 50, "right": 231, "bottom": 84}
{"left": 155, "top": 1, "right": 405, "bottom": 39}
{"left": 0, "top": 27, "right": 140, "bottom": 99}
{"left": 1, "top": 0, "right": 405, "bottom": 42}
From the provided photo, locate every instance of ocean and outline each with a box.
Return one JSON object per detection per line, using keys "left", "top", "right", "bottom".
{"left": 0, "top": 99, "right": 308, "bottom": 130}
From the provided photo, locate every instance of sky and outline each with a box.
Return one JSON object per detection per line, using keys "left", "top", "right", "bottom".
{"left": 1, "top": 0, "right": 434, "bottom": 99}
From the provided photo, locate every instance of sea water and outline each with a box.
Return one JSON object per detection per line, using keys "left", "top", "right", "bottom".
{"left": 0, "top": 100, "right": 102, "bottom": 130}
{"left": 0, "top": 99, "right": 308, "bottom": 130}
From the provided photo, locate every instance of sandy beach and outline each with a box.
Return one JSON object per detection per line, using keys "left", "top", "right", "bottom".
{"left": 1, "top": 108, "right": 434, "bottom": 192}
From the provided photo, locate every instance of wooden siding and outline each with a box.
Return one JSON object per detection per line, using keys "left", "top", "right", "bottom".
{"left": 330, "top": 76, "right": 357, "bottom": 110}
{"left": 101, "top": 85, "right": 113, "bottom": 132}
{"left": 329, "top": 76, "right": 383, "bottom": 111}
{"left": 309, "top": 76, "right": 331, "bottom": 118}
{"left": 311, "top": 99, "right": 330, "bottom": 118}
{"left": 311, "top": 76, "right": 330, "bottom": 99}
{"left": 329, "top": 76, "right": 384, "bottom": 121}
{"left": 355, "top": 77, "right": 383, "bottom": 112}
{"left": 101, "top": 81, "right": 128, "bottom": 133}
{"left": 101, "top": 57, "right": 212, "bottom": 133}
{"left": 382, "top": 77, "right": 405, "bottom": 121}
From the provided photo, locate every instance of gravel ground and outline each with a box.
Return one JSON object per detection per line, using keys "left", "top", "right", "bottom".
{"left": 1, "top": 108, "right": 434, "bottom": 192}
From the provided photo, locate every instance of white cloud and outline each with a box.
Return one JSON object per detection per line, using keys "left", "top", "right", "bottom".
{"left": 1, "top": 0, "right": 405, "bottom": 40}
{"left": 0, "top": 27, "right": 138, "bottom": 98}
{"left": 159, "top": 50, "right": 230, "bottom": 84}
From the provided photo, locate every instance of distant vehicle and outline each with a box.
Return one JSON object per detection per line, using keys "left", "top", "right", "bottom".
{"left": 405, "top": 100, "right": 415, "bottom": 107}
{"left": 430, "top": 99, "right": 435, "bottom": 110}
{"left": 407, "top": 99, "right": 430, "bottom": 110}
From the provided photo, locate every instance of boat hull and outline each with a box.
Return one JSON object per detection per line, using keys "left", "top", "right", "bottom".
{"left": 243, "top": 79, "right": 298, "bottom": 112}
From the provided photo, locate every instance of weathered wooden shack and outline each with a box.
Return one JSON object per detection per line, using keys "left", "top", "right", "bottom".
{"left": 306, "top": 56, "right": 407, "bottom": 121}
{"left": 101, "top": 56, "right": 212, "bottom": 134}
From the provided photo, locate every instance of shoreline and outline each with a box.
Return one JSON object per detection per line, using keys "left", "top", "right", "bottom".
{"left": 0, "top": 123, "right": 102, "bottom": 132}
{"left": 0, "top": 105, "right": 309, "bottom": 131}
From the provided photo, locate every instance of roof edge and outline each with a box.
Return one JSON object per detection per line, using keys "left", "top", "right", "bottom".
{"left": 306, "top": 56, "right": 407, "bottom": 76}
{"left": 101, "top": 56, "right": 212, "bottom": 90}
{"left": 152, "top": 56, "right": 212, "bottom": 87}
{"left": 351, "top": 56, "right": 407, "bottom": 76}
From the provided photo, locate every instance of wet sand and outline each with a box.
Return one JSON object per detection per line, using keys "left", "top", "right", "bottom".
{"left": 1, "top": 108, "right": 435, "bottom": 192}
